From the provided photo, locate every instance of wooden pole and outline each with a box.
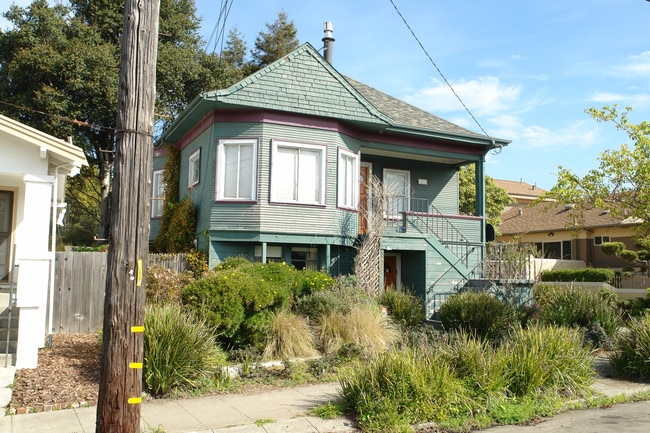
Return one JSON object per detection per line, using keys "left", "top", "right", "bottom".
{"left": 96, "top": 1, "right": 160, "bottom": 432}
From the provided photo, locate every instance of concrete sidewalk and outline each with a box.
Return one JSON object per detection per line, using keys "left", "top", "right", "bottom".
{"left": 0, "top": 375, "right": 649, "bottom": 433}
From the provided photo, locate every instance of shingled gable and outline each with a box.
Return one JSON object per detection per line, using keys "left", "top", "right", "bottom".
{"left": 161, "top": 42, "right": 509, "bottom": 149}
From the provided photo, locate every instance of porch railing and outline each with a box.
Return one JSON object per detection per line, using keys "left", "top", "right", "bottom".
{"left": 385, "top": 196, "right": 479, "bottom": 267}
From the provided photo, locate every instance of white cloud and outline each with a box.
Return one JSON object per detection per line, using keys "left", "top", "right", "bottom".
{"left": 488, "top": 115, "right": 598, "bottom": 151}
{"left": 589, "top": 91, "right": 650, "bottom": 107}
{"left": 612, "top": 51, "right": 650, "bottom": 76}
{"left": 402, "top": 76, "right": 521, "bottom": 117}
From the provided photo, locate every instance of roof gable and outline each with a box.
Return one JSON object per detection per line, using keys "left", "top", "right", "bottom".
{"left": 204, "top": 43, "right": 390, "bottom": 127}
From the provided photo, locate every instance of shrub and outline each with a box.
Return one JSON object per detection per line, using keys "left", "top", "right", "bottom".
{"left": 498, "top": 324, "right": 594, "bottom": 398}
{"left": 146, "top": 264, "right": 194, "bottom": 305}
{"left": 339, "top": 348, "right": 476, "bottom": 432}
{"left": 293, "top": 289, "right": 345, "bottom": 320}
{"left": 533, "top": 285, "right": 622, "bottom": 342}
{"left": 181, "top": 262, "right": 297, "bottom": 349}
{"left": 315, "top": 305, "right": 399, "bottom": 356}
{"left": 437, "top": 291, "right": 518, "bottom": 340}
{"left": 143, "top": 304, "right": 226, "bottom": 396}
{"left": 378, "top": 288, "right": 425, "bottom": 329}
{"left": 214, "top": 256, "right": 251, "bottom": 271}
{"left": 539, "top": 268, "right": 615, "bottom": 283}
{"left": 609, "top": 312, "right": 650, "bottom": 380}
{"left": 185, "top": 249, "right": 209, "bottom": 278}
{"left": 295, "top": 268, "right": 336, "bottom": 296}
{"left": 435, "top": 331, "right": 507, "bottom": 398}
{"left": 262, "top": 310, "right": 319, "bottom": 360}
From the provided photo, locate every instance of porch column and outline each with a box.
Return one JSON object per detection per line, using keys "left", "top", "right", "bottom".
{"left": 475, "top": 159, "right": 487, "bottom": 266}
{"left": 15, "top": 174, "right": 54, "bottom": 368}
{"left": 261, "top": 242, "right": 267, "bottom": 263}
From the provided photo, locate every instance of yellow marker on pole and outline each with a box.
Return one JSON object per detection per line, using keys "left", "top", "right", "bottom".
{"left": 129, "top": 362, "right": 143, "bottom": 369}
{"left": 136, "top": 259, "right": 143, "bottom": 287}
{"left": 131, "top": 326, "right": 144, "bottom": 333}
{"left": 128, "top": 397, "right": 142, "bottom": 405}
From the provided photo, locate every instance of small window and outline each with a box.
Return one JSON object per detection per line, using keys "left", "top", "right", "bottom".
{"left": 188, "top": 148, "right": 201, "bottom": 188}
{"left": 338, "top": 149, "right": 359, "bottom": 209}
{"left": 291, "top": 247, "right": 318, "bottom": 270}
{"left": 383, "top": 168, "right": 411, "bottom": 217}
{"left": 271, "top": 140, "right": 326, "bottom": 205}
{"left": 594, "top": 236, "right": 611, "bottom": 246}
{"left": 254, "top": 245, "right": 283, "bottom": 263}
{"left": 216, "top": 139, "right": 258, "bottom": 201}
{"left": 151, "top": 170, "right": 165, "bottom": 218}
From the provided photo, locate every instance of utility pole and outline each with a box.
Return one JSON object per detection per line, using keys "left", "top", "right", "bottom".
{"left": 95, "top": 1, "right": 160, "bottom": 432}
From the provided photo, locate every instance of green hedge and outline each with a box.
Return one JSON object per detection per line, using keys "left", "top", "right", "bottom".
{"left": 539, "top": 268, "right": 615, "bottom": 283}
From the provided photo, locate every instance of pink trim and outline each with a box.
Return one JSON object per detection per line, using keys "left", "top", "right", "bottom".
{"left": 214, "top": 200, "right": 258, "bottom": 205}
{"left": 172, "top": 109, "right": 486, "bottom": 156}
{"left": 269, "top": 201, "right": 326, "bottom": 209}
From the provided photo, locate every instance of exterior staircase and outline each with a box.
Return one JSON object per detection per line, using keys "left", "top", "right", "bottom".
{"left": 1, "top": 289, "right": 18, "bottom": 408}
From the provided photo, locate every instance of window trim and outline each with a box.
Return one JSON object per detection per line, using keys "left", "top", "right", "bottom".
{"left": 216, "top": 138, "right": 258, "bottom": 202}
{"left": 270, "top": 140, "right": 326, "bottom": 206}
{"left": 188, "top": 147, "right": 201, "bottom": 188}
{"left": 594, "top": 235, "right": 611, "bottom": 246}
{"left": 337, "top": 148, "right": 359, "bottom": 210}
{"left": 151, "top": 169, "right": 165, "bottom": 218}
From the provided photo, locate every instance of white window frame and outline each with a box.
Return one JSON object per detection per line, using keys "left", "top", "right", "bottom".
{"left": 216, "top": 138, "right": 258, "bottom": 201}
{"left": 188, "top": 148, "right": 201, "bottom": 188}
{"left": 270, "top": 140, "right": 326, "bottom": 206}
{"left": 151, "top": 169, "right": 165, "bottom": 218}
{"left": 383, "top": 168, "right": 411, "bottom": 217}
{"left": 337, "top": 148, "right": 359, "bottom": 210}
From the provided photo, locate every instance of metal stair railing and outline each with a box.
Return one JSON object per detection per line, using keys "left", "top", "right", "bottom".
{"left": 3, "top": 245, "right": 18, "bottom": 367}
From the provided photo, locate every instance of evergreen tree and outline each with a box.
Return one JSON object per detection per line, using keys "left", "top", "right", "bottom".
{"left": 249, "top": 10, "right": 299, "bottom": 71}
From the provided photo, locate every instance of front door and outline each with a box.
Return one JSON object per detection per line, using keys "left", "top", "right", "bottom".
{"left": 0, "top": 191, "right": 13, "bottom": 283}
{"left": 383, "top": 255, "right": 398, "bottom": 290}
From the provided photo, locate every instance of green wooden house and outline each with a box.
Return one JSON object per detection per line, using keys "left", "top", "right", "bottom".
{"left": 151, "top": 42, "right": 509, "bottom": 318}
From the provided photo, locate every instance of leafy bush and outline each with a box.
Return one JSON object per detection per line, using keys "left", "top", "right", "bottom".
{"left": 185, "top": 249, "right": 209, "bottom": 278}
{"left": 498, "top": 324, "right": 594, "bottom": 397}
{"left": 146, "top": 264, "right": 194, "bottom": 305}
{"left": 437, "top": 291, "right": 518, "bottom": 340}
{"left": 143, "top": 304, "right": 226, "bottom": 396}
{"left": 533, "top": 285, "right": 622, "bottom": 343}
{"left": 539, "top": 268, "right": 615, "bottom": 283}
{"left": 295, "top": 268, "right": 336, "bottom": 295}
{"left": 378, "top": 288, "right": 425, "bottom": 329}
{"left": 609, "top": 312, "right": 650, "bottom": 380}
{"left": 262, "top": 310, "right": 319, "bottom": 360}
{"left": 293, "top": 290, "right": 345, "bottom": 320}
{"left": 181, "top": 262, "right": 299, "bottom": 349}
{"left": 214, "top": 256, "right": 251, "bottom": 271}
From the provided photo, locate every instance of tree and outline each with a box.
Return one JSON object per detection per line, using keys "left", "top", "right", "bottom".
{"left": 544, "top": 105, "right": 650, "bottom": 236}
{"left": 458, "top": 165, "right": 512, "bottom": 229}
{"left": 0, "top": 0, "right": 237, "bottom": 243}
{"left": 249, "top": 10, "right": 299, "bottom": 71}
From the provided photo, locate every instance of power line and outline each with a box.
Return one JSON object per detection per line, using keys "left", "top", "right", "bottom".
{"left": 387, "top": 0, "right": 496, "bottom": 145}
{"left": 0, "top": 99, "right": 153, "bottom": 137}
{"left": 206, "top": 0, "right": 234, "bottom": 55}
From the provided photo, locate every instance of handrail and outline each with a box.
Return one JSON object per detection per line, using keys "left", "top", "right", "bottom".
{"left": 4, "top": 244, "right": 17, "bottom": 367}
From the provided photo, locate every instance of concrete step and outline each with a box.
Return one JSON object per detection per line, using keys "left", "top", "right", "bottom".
{"left": 0, "top": 365, "right": 16, "bottom": 408}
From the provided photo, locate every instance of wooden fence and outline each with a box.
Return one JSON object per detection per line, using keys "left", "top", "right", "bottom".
{"left": 52, "top": 252, "right": 188, "bottom": 334}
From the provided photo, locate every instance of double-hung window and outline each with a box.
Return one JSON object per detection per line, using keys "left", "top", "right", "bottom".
{"left": 188, "top": 148, "right": 201, "bottom": 188}
{"left": 337, "top": 149, "right": 359, "bottom": 209}
{"left": 151, "top": 170, "right": 165, "bottom": 218}
{"left": 216, "top": 138, "right": 258, "bottom": 201}
{"left": 383, "top": 168, "right": 411, "bottom": 217}
{"left": 271, "top": 140, "right": 326, "bottom": 205}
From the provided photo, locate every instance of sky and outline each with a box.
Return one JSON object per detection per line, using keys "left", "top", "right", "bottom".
{"left": 3, "top": 0, "right": 650, "bottom": 190}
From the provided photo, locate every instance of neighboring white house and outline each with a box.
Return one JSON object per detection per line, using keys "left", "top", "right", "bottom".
{"left": 0, "top": 114, "right": 87, "bottom": 368}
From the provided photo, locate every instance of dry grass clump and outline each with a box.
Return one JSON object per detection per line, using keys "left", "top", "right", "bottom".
{"left": 263, "top": 310, "right": 319, "bottom": 360}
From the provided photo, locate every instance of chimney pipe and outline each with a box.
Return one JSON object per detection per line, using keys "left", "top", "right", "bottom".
{"left": 322, "top": 21, "right": 334, "bottom": 64}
